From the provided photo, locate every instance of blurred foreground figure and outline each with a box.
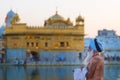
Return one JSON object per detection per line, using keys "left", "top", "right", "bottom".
{"left": 86, "top": 38, "right": 104, "bottom": 80}
{"left": 73, "top": 38, "right": 104, "bottom": 80}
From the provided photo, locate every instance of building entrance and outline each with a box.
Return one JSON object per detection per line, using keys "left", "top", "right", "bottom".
{"left": 31, "top": 51, "right": 39, "bottom": 61}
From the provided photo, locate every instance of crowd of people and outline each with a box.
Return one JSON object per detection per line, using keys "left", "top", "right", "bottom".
{"left": 104, "top": 54, "right": 120, "bottom": 62}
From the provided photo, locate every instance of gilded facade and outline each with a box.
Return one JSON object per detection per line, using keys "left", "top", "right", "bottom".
{"left": 4, "top": 10, "right": 84, "bottom": 64}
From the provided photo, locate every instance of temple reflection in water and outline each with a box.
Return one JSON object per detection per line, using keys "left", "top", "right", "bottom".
{"left": 0, "top": 65, "right": 120, "bottom": 80}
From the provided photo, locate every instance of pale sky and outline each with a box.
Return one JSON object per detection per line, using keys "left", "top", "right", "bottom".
{"left": 0, "top": 0, "right": 120, "bottom": 38}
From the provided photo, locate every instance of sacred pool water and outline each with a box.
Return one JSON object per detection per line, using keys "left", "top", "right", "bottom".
{"left": 0, "top": 65, "right": 120, "bottom": 80}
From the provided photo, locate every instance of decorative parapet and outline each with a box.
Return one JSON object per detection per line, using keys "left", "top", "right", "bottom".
{"left": 5, "top": 24, "right": 84, "bottom": 36}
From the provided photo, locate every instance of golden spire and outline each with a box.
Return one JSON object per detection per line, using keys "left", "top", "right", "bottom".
{"left": 56, "top": 7, "right": 58, "bottom": 15}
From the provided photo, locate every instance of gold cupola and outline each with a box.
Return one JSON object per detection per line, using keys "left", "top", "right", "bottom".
{"left": 49, "top": 11, "right": 64, "bottom": 21}
{"left": 75, "top": 15, "right": 84, "bottom": 26}
{"left": 44, "top": 11, "right": 73, "bottom": 28}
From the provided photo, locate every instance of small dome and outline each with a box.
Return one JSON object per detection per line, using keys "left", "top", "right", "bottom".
{"left": 5, "top": 10, "right": 15, "bottom": 26}
{"left": 49, "top": 11, "right": 64, "bottom": 21}
{"left": 76, "top": 15, "right": 84, "bottom": 22}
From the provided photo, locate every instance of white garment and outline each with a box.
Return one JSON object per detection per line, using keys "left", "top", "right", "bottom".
{"left": 73, "top": 67, "right": 87, "bottom": 80}
{"left": 83, "top": 50, "right": 93, "bottom": 65}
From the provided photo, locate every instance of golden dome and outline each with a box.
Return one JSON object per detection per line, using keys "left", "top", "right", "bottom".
{"left": 49, "top": 11, "right": 64, "bottom": 21}
{"left": 76, "top": 15, "right": 84, "bottom": 22}
{"left": 44, "top": 11, "right": 73, "bottom": 27}
{"left": 75, "top": 15, "right": 84, "bottom": 26}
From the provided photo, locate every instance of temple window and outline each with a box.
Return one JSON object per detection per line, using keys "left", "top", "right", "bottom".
{"left": 66, "top": 42, "right": 69, "bottom": 47}
{"left": 36, "top": 42, "right": 38, "bottom": 47}
{"left": 31, "top": 42, "right": 34, "bottom": 47}
{"left": 54, "top": 42, "right": 59, "bottom": 48}
{"left": 45, "top": 42, "right": 48, "bottom": 47}
{"left": 27, "top": 42, "right": 29, "bottom": 47}
{"left": 60, "top": 42, "right": 65, "bottom": 47}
